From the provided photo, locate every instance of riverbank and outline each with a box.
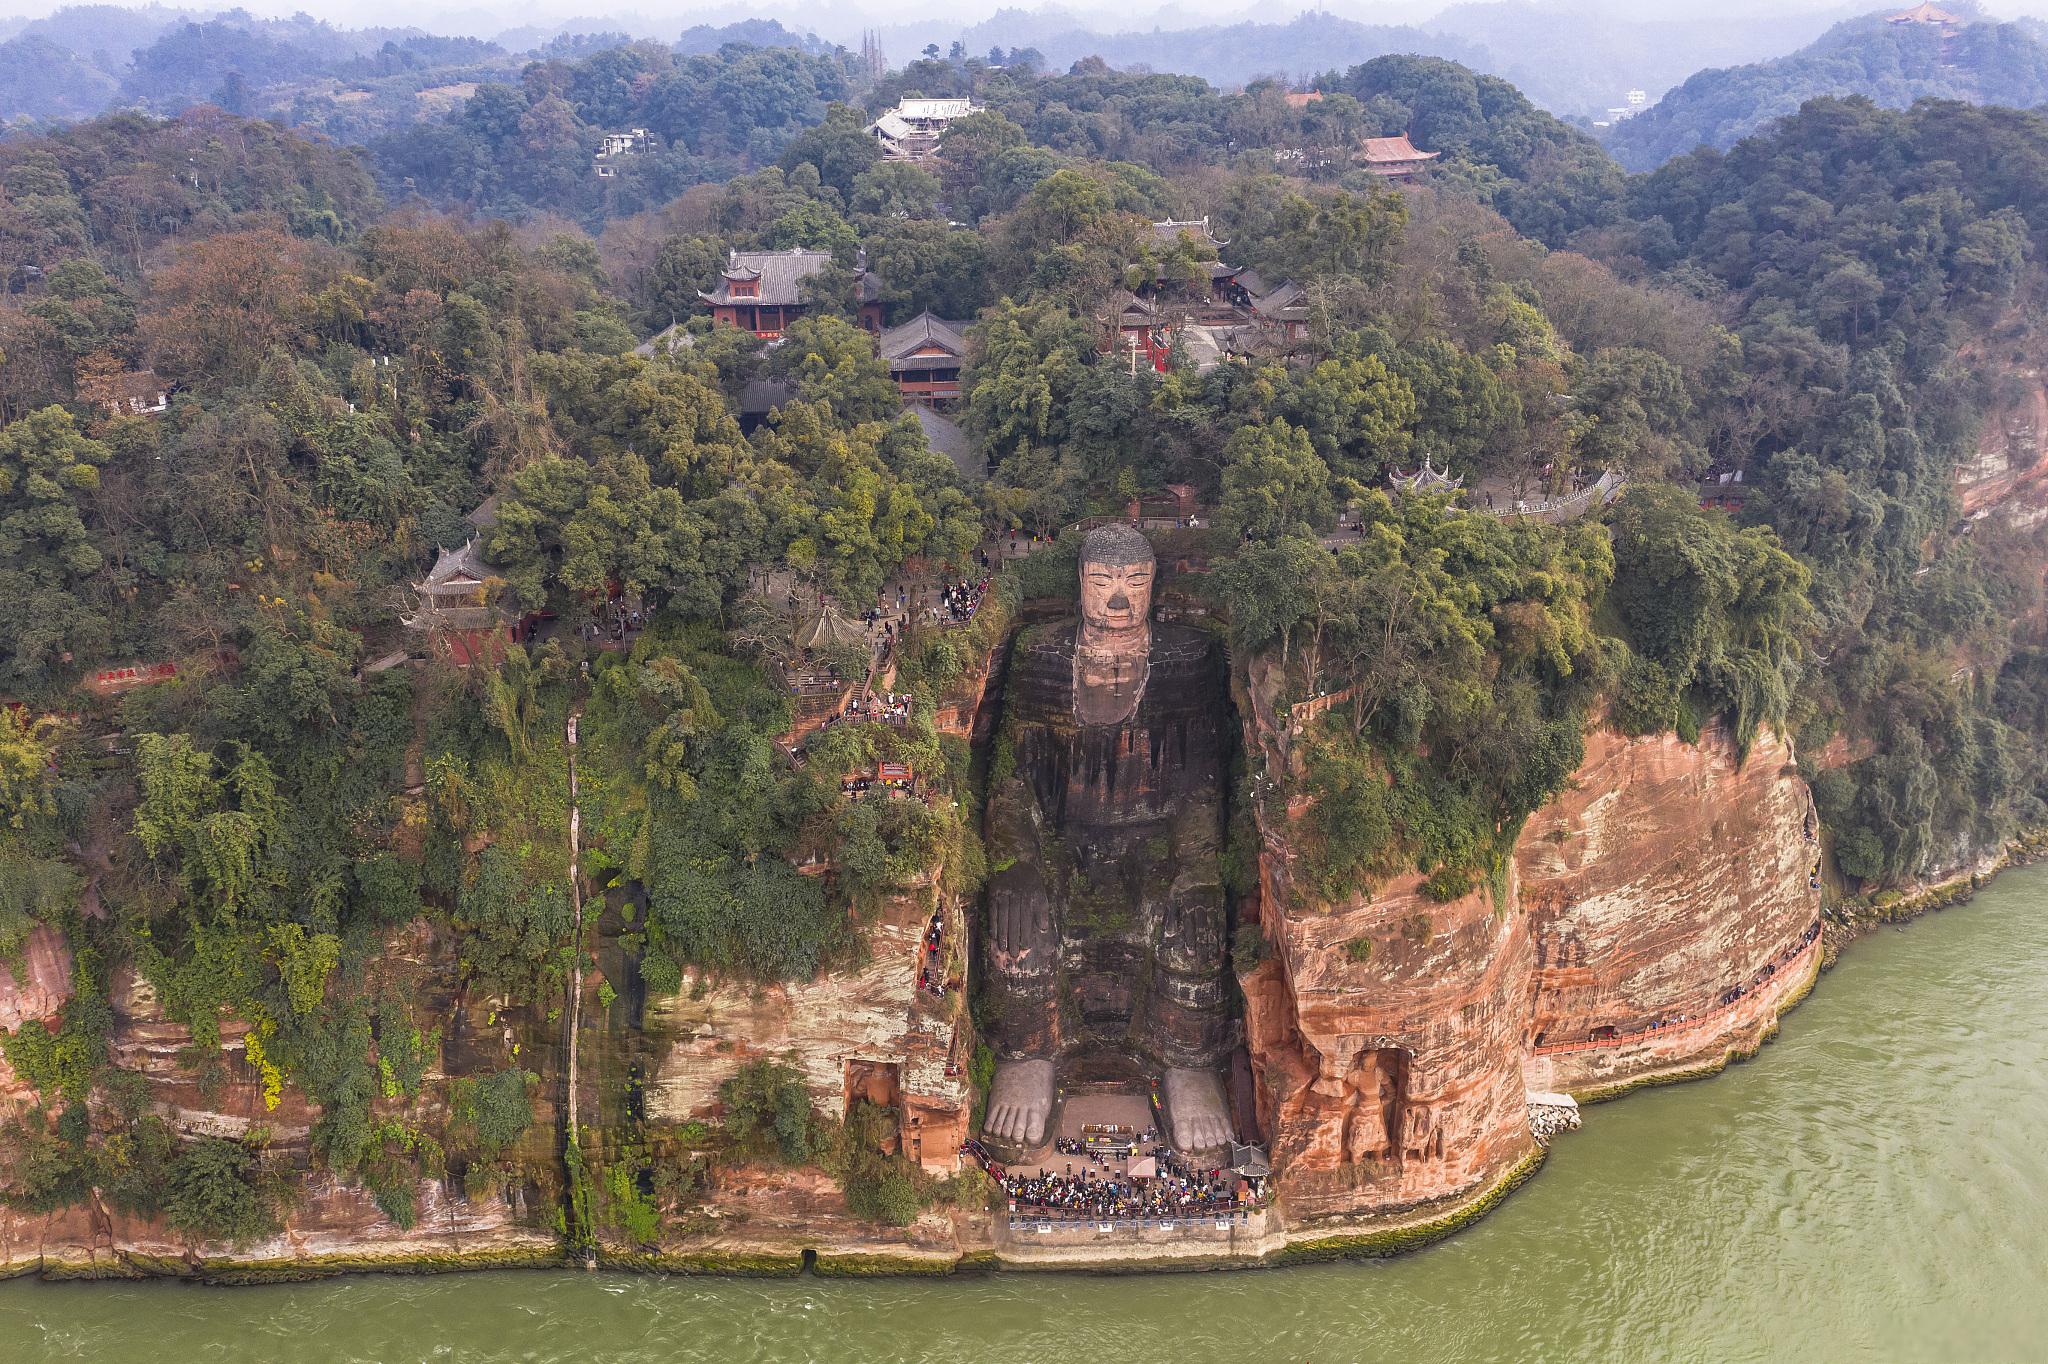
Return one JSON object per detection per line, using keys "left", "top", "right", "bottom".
{"left": 1821, "top": 824, "right": 2048, "bottom": 961}
{"left": 6, "top": 829, "right": 2034, "bottom": 1287}
{"left": 11, "top": 864, "right": 2048, "bottom": 1360}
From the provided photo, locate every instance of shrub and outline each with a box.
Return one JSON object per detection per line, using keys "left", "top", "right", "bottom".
{"left": 604, "top": 1159, "right": 662, "bottom": 1245}
{"left": 719, "top": 1058, "right": 821, "bottom": 1163}
{"left": 1233, "top": 924, "right": 1270, "bottom": 973}
{"left": 161, "top": 1138, "right": 278, "bottom": 1245}
{"left": 842, "top": 1153, "right": 921, "bottom": 1226}
{"left": 1422, "top": 865, "right": 1474, "bottom": 902}
{"left": 371, "top": 1175, "right": 418, "bottom": 1230}
{"left": 451, "top": 1068, "right": 534, "bottom": 1157}
{"left": 0, "top": 1110, "right": 91, "bottom": 1212}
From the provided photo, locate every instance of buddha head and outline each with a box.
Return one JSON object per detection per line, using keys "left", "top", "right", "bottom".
{"left": 1074, "top": 525, "right": 1154, "bottom": 726}
{"left": 1077, "top": 524, "right": 1155, "bottom": 641}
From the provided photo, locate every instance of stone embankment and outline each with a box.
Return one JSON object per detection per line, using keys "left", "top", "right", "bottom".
{"left": 1525, "top": 1093, "right": 1580, "bottom": 1147}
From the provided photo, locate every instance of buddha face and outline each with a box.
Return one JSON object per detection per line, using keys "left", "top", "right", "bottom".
{"left": 1079, "top": 552, "right": 1154, "bottom": 637}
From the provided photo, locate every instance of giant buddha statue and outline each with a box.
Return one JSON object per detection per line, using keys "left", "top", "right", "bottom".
{"left": 980, "top": 525, "right": 1235, "bottom": 1153}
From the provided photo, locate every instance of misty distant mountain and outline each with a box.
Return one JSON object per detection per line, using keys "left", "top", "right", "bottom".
{"left": 935, "top": 12, "right": 1488, "bottom": 89}
{"left": 0, "top": 6, "right": 824, "bottom": 128}
{"left": 877, "top": 3, "right": 1854, "bottom": 123}
{"left": 1602, "top": 12, "right": 2048, "bottom": 170}
{"left": 1424, "top": 1, "right": 1856, "bottom": 118}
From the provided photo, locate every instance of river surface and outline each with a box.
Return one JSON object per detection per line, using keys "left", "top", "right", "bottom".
{"left": 8, "top": 868, "right": 2048, "bottom": 1363}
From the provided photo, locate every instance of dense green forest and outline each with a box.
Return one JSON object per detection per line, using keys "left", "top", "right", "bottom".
{"left": 1603, "top": 14, "right": 2048, "bottom": 171}
{"left": 4, "top": 29, "right": 2048, "bottom": 1247}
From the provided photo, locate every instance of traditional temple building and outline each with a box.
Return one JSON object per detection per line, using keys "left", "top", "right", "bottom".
{"left": 1234, "top": 270, "right": 1311, "bottom": 342}
{"left": 1888, "top": 2, "right": 1961, "bottom": 24}
{"left": 1358, "top": 133, "right": 1440, "bottom": 180}
{"left": 1102, "top": 291, "right": 1173, "bottom": 372}
{"left": 865, "top": 98, "right": 979, "bottom": 161}
{"left": 1143, "top": 217, "right": 1242, "bottom": 305}
{"left": 878, "top": 311, "right": 970, "bottom": 404}
{"left": 403, "top": 539, "right": 512, "bottom": 668}
{"left": 699, "top": 248, "right": 885, "bottom": 338}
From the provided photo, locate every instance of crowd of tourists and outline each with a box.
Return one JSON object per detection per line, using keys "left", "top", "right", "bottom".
{"left": 1053, "top": 1128, "right": 1155, "bottom": 1158}
{"left": 933, "top": 575, "right": 991, "bottom": 628}
{"left": 1641, "top": 918, "right": 1822, "bottom": 1032}
{"left": 961, "top": 1139, "right": 1246, "bottom": 1221}
{"left": 844, "top": 689, "right": 911, "bottom": 724}
{"left": 1707, "top": 919, "right": 1823, "bottom": 1011}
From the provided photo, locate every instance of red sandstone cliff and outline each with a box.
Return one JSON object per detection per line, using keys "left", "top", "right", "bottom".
{"left": 1242, "top": 684, "right": 1822, "bottom": 1223}
{"left": 1957, "top": 325, "right": 2048, "bottom": 524}
{"left": 1243, "top": 859, "right": 1536, "bottom": 1219}
{"left": 1517, "top": 722, "right": 1820, "bottom": 1096}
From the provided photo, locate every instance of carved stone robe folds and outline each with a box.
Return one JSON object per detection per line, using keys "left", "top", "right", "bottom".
{"left": 982, "top": 619, "right": 1232, "bottom": 1077}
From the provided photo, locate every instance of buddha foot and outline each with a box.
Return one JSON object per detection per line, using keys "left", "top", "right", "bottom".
{"left": 985, "top": 1057, "right": 1054, "bottom": 1148}
{"left": 1163, "top": 1067, "right": 1232, "bottom": 1153}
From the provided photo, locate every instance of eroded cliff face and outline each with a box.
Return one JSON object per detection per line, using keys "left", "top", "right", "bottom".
{"left": 1243, "top": 692, "right": 1822, "bottom": 1224}
{"left": 1517, "top": 723, "right": 1820, "bottom": 1096}
{"left": 1243, "top": 858, "right": 1536, "bottom": 1219}
{"left": 1956, "top": 345, "right": 2048, "bottom": 525}
{"left": 639, "top": 883, "right": 969, "bottom": 1172}
{"left": 0, "top": 926, "right": 72, "bottom": 1105}
{"left": 0, "top": 623, "right": 1830, "bottom": 1270}
{"left": 0, "top": 920, "right": 560, "bottom": 1277}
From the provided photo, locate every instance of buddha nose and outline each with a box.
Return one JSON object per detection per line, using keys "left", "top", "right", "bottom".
{"left": 1108, "top": 590, "right": 1131, "bottom": 612}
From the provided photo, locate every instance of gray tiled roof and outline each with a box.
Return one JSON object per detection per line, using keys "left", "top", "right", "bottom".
{"left": 701, "top": 248, "right": 830, "bottom": 307}
{"left": 912, "top": 405, "right": 980, "bottom": 485}
{"left": 1150, "top": 216, "right": 1226, "bottom": 253}
{"left": 1250, "top": 279, "right": 1308, "bottom": 321}
{"left": 878, "top": 311, "right": 969, "bottom": 365}
{"left": 700, "top": 248, "right": 882, "bottom": 307}
{"left": 737, "top": 377, "right": 799, "bottom": 416}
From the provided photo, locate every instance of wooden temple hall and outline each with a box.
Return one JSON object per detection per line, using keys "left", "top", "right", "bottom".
{"left": 698, "top": 248, "right": 886, "bottom": 338}
{"left": 878, "top": 311, "right": 970, "bottom": 404}
{"left": 1358, "top": 134, "right": 1440, "bottom": 180}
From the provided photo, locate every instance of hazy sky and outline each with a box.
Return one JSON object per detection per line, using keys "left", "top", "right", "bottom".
{"left": 1, "top": 0, "right": 1992, "bottom": 36}
{"left": 3, "top": 0, "right": 2046, "bottom": 46}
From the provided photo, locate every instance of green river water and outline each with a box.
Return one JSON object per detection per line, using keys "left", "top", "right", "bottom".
{"left": 7, "top": 866, "right": 2048, "bottom": 1363}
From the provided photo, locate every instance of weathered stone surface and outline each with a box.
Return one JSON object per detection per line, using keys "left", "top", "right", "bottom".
{"left": 0, "top": 919, "right": 560, "bottom": 1277}
{"left": 1243, "top": 704, "right": 1821, "bottom": 1221}
{"left": 0, "top": 925, "right": 72, "bottom": 1033}
{"left": 0, "top": 626, "right": 1843, "bottom": 1269}
{"left": 1244, "top": 856, "right": 1537, "bottom": 1220}
{"left": 641, "top": 888, "right": 969, "bottom": 1172}
{"left": 0, "top": 924, "right": 73, "bottom": 1101}
{"left": 1956, "top": 352, "right": 2048, "bottom": 524}
{"left": 986, "top": 619, "right": 1232, "bottom": 1073}
{"left": 1517, "top": 722, "right": 1820, "bottom": 1090}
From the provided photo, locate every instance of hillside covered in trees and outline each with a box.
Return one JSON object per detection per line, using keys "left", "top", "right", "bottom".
{"left": 1603, "top": 11, "right": 2048, "bottom": 170}
{"left": 3, "top": 30, "right": 2048, "bottom": 1258}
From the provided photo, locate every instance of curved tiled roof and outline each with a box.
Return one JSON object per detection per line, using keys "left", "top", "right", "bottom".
{"left": 879, "top": 311, "right": 969, "bottom": 363}
{"left": 700, "top": 248, "right": 880, "bottom": 307}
